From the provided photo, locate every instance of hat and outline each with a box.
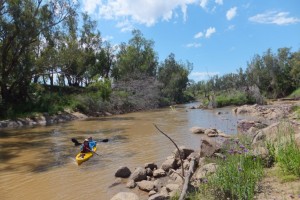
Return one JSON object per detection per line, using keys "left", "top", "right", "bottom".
{"left": 84, "top": 139, "right": 89, "bottom": 142}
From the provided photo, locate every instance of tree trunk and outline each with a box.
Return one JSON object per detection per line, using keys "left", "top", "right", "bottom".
{"left": 179, "top": 158, "right": 196, "bottom": 200}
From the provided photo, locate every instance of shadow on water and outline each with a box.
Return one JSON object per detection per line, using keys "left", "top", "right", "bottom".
{"left": 85, "top": 116, "right": 136, "bottom": 122}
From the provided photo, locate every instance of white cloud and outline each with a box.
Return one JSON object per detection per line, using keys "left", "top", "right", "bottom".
{"left": 249, "top": 11, "right": 300, "bottom": 25}
{"left": 199, "top": 0, "right": 209, "bottom": 8}
{"left": 226, "top": 25, "right": 235, "bottom": 31}
{"left": 215, "top": 0, "right": 223, "bottom": 5}
{"left": 226, "top": 7, "right": 237, "bottom": 20}
{"left": 205, "top": 27, "right": 216, "bottom": 38}
{"left": 194, "top": 27, "right": 216, "bottom": 39}
{"left": 189, "top": 71, "right": 220, "bottom": 81}
{"left": 186, "top": 43, "right": 202, "bottom": 48}
{"left": 81, "top": 0, "right": 202, "bottom": 30}
{"left": 82, "top": 0, "right": 102, "bottom": 14}
{"left": 194, "top": 32, "right": 204, "bottom": 39}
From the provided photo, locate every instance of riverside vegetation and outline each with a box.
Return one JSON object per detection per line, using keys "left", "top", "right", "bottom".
{"left": 1, "top": 1, "right": 300, "bottom": 121}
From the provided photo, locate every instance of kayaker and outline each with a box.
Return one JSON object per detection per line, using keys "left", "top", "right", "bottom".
{"left": 80, "top": 139, "right": 91, "bottom": 153}
{"left": 88, "top": 137, "right": 97, "bottom": 150}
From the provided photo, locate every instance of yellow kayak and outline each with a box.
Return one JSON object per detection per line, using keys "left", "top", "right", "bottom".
{"left": 76, "top": 146, "right": 97, "bottom": 165}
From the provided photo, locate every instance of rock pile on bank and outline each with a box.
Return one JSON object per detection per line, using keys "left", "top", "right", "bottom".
{"left": 110, "top": 136, "right": 230, "bottom": 200}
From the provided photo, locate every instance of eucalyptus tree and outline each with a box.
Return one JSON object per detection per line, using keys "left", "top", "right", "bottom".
{"left": 0, "top": 0, "right": 76, "bottom": 107}
{"left": 113, "top": 29, "right": 158, "bottom": 80}
{"left": 158, "top": 53, "right": 192, "bottom": 103}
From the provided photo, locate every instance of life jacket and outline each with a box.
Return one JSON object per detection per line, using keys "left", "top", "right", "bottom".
{"left": 81, "top": 143, "right": 90, "bottom": 153}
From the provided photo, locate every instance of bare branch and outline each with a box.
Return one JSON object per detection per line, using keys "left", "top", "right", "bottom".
{"left": 153, "top": 124, "right": 185, "bottom": 177}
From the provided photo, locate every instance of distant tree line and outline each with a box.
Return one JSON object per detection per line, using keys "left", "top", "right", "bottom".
{"left": 0, "top": 0, "right": 192, "bottom": 118}
{"left": 188, "top": 47, "right": 300, "bottom": 107}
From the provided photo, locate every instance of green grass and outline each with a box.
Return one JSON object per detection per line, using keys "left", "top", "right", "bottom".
{"left": 289, "top": 87, "right": 300, "bottom": 98}
{"left": 276, "top": 134, "right": 300, "bottom": 177}
{"left": 215, "top": 90, "right": 255, "bottom": 107}
{"left": 191, "top": 138, "right": 264, "bottom": 200}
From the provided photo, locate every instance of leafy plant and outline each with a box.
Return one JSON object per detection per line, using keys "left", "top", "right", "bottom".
{"left": 276, "top": 134, "right": 300, "bottom": 177}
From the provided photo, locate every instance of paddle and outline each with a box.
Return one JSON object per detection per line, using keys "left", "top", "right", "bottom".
{"left": 87, "top": 147, "right": 100, "bottom": 156}
{"left": 71, "top": 138, "right": 109, "bottom": 146}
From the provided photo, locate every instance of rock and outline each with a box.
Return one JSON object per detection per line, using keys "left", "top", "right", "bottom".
{"left": 149, "top": 190, "right": 157, "bottom": 197}
{"left": 237, "top": 120, "right": 268, "bottom": 134}
{"left": 153, "top": 179, "right": 163, "bottom": 190}
{"left": 195, "top": 163, "right": 218, "bottom": 179}
{"left": 109, "top": 178, "right": 122, "bottom": 188}
{"left": 173, "top": 146, "right": 194, "bottom": 160}
{"left": 200, "top": 138, "right": 221, "bottom": 157}
{"left": 146, "top": 168, "right": 153, "bottom": 176}
{"left": 115, "top": 166, "right": 131, "bottom": 178}
{"left": 153, "top": 169, "right": 166, "bottom": 178}
{"left": 137, "top": 180, "right": 155, "bottom": 192}
{"left": 187, "top": 152, "right": 200, "bottom": 162}
{"left": 126, "top": 180, "right": 136, "bottom": 189}
{"left": 145, "top": 162, "right": 158, "bottom": 170}
{"left": 189, "top": 126, "right": 206, "bottom": 134}
{"left": 166, "top": 184, "right": 180, "bottom": 192}
{"left": 130, "top": 167, "right": 147, "bottom": 182}
{"left": 161, "top": 157, "right": 176, "bottom": 171}
{"left": 148, "top": 193, "right": 168, "bottom": 200}
{"left": 204, "top": 128, "right": 218, "bottom": 136}
{"left": 110, "top": 192, "right": 139, "bottom": 200}
{"left": 217, "top": 131, "right": 231, "bottom": 138}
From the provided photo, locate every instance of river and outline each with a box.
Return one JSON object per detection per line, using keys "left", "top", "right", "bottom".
{"left": 0, "top": 103, "right": 247, "bottom": 200}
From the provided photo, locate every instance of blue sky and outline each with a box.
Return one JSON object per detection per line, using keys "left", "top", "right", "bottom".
{"left": 80, "top": 0, "right": 300, "bottom": 82}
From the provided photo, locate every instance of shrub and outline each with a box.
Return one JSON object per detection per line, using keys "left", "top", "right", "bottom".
{"left": 215, "top": 90, "right": 255, "bottom": 107}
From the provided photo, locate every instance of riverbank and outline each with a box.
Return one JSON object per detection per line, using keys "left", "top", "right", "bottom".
{"left": 0, "top": 110, "right": 88, "bottom": 128}
{"left": 108, "top": 100, "right": 300, "bottom": 200}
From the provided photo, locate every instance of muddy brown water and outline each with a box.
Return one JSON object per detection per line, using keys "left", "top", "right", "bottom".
{"left": 0, "top": 103, "right": 250, "bottom": 200}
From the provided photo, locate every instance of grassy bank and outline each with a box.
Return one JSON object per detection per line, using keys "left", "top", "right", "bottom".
{"left": 183, "top": 123, "right": 300, "bottom": 200}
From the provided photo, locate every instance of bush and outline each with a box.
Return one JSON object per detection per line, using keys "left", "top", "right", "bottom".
{"left": 216, "top": 90, "right": 255, "bottom": 107}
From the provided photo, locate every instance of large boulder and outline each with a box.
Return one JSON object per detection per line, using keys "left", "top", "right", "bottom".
{"left": 200, "top": 138, "right": 221, "bottom": 157}
{"left": 173, "top": 146, "right": 194, "bottom": 160}
{"left": 110, "top": 192, "right": 139, "bottom": 200}
{"left": 161, "top": 157, "right": 176, "bottom": 171}
{"left": 129, "top": 167, "right": 147, "bottom": 182}
{"left": 153, "top": 169, "right": 166, "bottom": 178}
{"left": 137, "top": 180, "right": 155, "bottom": 192}
{"left": 115, "top": 166, "right": 131, "bottom": 178}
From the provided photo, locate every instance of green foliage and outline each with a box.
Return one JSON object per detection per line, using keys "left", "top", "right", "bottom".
{"left": 276, "top": 134, "right": 300, "bottom": 177}
{"left": 208, "top": 154, "right": 263, "bottom": 200}
{"left": 289, "top": 88, "right": 300, "bottom": 98}
{"left": 87, "top": 79, "right": 112, "bottom": 101}
{"left": 158, "top": 53, "right": 192, "bottom": 103}
{"left": 194, "top": 138, "right": 264, "bottom": 200}
{"left": 215, "top": 90, "right": 255, "bottom": 107}
{"left": 113, "top": 29, "right": 158, "bottom": 79}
